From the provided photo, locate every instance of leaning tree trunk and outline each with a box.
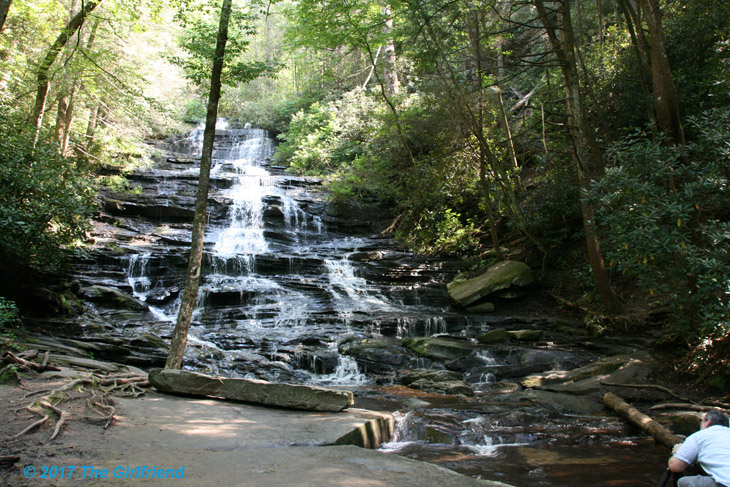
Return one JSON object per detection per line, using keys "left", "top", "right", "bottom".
{"left": 165, "top": 0, "right": 233, "bottom": 370}
{"left": 616, "top": 0, "right": 656, "bottom": 134}
{"left": 637, "top": 0, "right": 684, "bottom": 146}
{"left": 0, "top": 0, "right": 12, "bottom": 33}
{"left": 31, "top": 0, "right": 100, "bottom": 148}
{"left": 535, "top": 0, "right": 619, "bottom": 314}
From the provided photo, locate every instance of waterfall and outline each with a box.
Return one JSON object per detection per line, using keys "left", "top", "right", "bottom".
{"left": 211, "top": 136, "right": 272, "bottom": 258}
{"left": 121, "top": 123, "right": 460, "bottom": 384}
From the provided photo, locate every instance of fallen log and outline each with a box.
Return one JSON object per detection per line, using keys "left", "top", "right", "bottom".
{"left": 603, "top": 392, "right": 682, "bottom": 449}
{"left": 149, "top": 368, "right": 354, "bottom": 412}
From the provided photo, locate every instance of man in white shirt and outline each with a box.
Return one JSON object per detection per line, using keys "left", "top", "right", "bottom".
{"left": 669, "top": 409, "right": 730, "bottom": 487}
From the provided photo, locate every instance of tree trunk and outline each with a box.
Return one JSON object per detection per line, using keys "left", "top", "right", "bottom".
{"left": 380, "top": 3, "right": 399, "bottom": 95}
{"left": 60, "top": 89, "right": 75, "bottom": 154}
{"left": 479, "top": 153, "right": 504, "bottom": 261}
{"left": 31, "top": 0, "right": 100, "bottom": 148}
{"left": 55, "top": 10, "right": 93, "bottom": 155}
{"left": 636, "top": 0, "right": 684, "bottom": 145}
{"left": 165, "top": 0, "right": 233, "bottom": 370}
{"left": 0, "top": 0, "right": 12, "bottom": 33}
{"left": 85, "top": 103, "right": 100, "bottom": 148}
{"left": 616, "top": 0, "right": 656, "bottom": 135}
{"left": 55, "top": 96, "right": 69, "bottom": 149}
{"left": 535, "top": 0, "right": 619, "bottom": 314}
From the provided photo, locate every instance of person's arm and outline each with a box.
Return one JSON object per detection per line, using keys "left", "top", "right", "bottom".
{"left": 668, "top": 455, "right": 690, "bottom": 473}
{"left": 668, "top": 441, "right": 693, "bottom": 473}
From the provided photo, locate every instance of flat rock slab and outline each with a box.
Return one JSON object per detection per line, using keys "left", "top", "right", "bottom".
{"left": 4, "top": 391, "right": 512, "bottom": 487}
{"left": 149, "top": 368, "right": 354, "bottom": 412}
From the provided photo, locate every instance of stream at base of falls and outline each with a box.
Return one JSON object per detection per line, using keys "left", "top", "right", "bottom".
{"left": 66, "top": 122, "right": 671, "bottom": 486}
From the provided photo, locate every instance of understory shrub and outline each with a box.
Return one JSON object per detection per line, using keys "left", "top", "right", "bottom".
{"left": 0, "top": 117, "right": 97, "bottom": 271}
{"left": 589, "top": 108, "right": 730, "bottom": 383}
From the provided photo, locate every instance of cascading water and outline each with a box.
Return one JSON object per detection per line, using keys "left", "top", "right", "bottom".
{"left": 125, "top": 124, "right": 429, "bottom": 383}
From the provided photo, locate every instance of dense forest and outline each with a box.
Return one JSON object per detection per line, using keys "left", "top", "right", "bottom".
{"left": 0, "top": 0, "right": 729, "bottom": 388}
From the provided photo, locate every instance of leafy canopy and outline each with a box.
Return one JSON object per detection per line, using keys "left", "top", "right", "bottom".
{"left": 169, "top": 0, "right": 280, "bottom": 87}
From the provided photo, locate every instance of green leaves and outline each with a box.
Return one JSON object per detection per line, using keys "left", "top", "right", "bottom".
{"left": 170, "top": 0, "right": 279, "bottom": 87}
{"left": 589, "top": 108, "right": 730, "bottom": 347}
{"left": 0, "top": 115, "right": 97, "bottom": 271}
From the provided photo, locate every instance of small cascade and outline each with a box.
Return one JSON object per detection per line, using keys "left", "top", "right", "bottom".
{"left": 310, "top": 355, "right": 370, "bottom": 386}
{"left": 212, "top": 130, "right": 274, "bottom": 259}
{"left": 127, "top": 253, "right": 178, "bottom": 322}
{"left": 379, "top": 411, "right": 421, "bottom": 450}
{"left": 325, "top": 244, "right": 400, "bottom": 318}
{"left": 394, "top": 315, "right": 449, "bottom": 338}
{"left": 127, "top": 253, "right": 152, "bottom": 297}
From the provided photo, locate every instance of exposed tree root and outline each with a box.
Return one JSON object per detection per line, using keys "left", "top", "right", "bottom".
{"left": 24, "top": 377, "right": 94, "bottom": 399}
{"left": 86, "top": 394, "right": 116, "bottom": 429}
{"left": 12, "top": 413, "right": 49, "bottom": 438}
{"left": 10, "top": 371, "right": 150, "bottom": 443}
{"left": 2, "top": 350, "right": 60, "bottom": 373}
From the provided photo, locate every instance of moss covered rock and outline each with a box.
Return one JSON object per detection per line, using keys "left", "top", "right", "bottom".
{"left": 447, "top": 261, "right": 534, "bottom": 307}
{"left": 80, "top": 285, "right": 148, "bottom": 311}
{"left": 506, "top": 329, "right": 543, "bottom": 341}
{"left": 402, "top": 337, "right": 475, "bottom": 361}
{"left": 476, "top": 328, "right": 507, "bottom": 344}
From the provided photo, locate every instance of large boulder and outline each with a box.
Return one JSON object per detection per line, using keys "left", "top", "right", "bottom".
{"left": 338, "top": 338, "right": 412, "bottom": 374}
{"left": 476, "top": 328, "right": 507, "bottom": 344}
{"left": 399, "top": 369, "right": 475, "bottom": 396}
{"left": 447, "top": 261, "right": 534, "bottom": 307}
{"left": 521, "top": 352, "right": 655, "bottom": 397}
{"left": 402, "top": 337, "right": 475, "bottom": 361}
{"left": 79, "top": 285, "right": 148, "bottom": 311}
{"left": 505, "top": 329, "right": 543, "bottom": 341}
{"left": 149, "top": 368, "right": 354, "bottom": 412}
{"left": 400, "top": 369, "right": 463, "bottom": 386}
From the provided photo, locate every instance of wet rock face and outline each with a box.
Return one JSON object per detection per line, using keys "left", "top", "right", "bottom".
{"left": 339, "top": 338, "right": 414, "bottom": 374}
{"left": 402, "top": 337, "right": 476, "bottom": 361}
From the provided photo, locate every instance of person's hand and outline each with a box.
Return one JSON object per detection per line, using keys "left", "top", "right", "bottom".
{"left": 672, "top": 443, "right": 682, "bottom": 455}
